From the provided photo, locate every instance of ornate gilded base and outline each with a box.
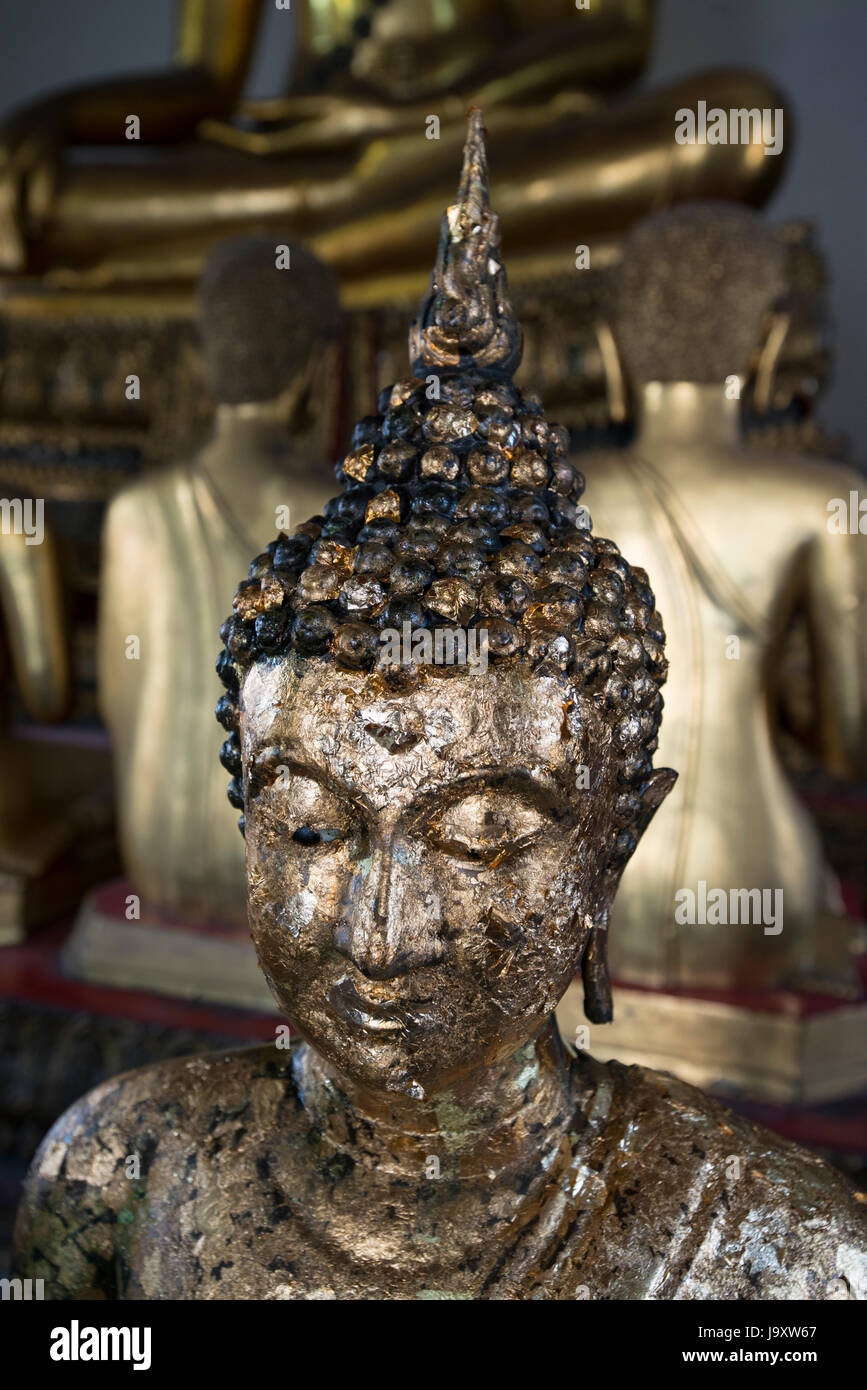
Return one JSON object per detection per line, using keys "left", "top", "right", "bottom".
{"left": 557, "top": 977, "right": 867, "bottom": 1106}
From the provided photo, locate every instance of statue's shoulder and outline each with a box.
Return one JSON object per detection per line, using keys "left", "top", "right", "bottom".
{"left": 13, "top": 1042, "right": 301, "bottom": 1298}
{"left": 103, "top": 460, "right": 198, "bottom": 535}
{"left": 740, "top": 443, "right": 864, "bottom": 511}
{"left": 597, "top": 1059, "right": 867, "bottom": 1299}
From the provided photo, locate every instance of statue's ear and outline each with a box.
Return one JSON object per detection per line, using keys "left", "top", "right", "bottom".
{"left": 752, "top": 308, "right": 792, "bottom": 415}
{"left": 581, "top": 908, "right": 613, "bottom": 1025}
{"left": 594, "top": 317, "right": 628, "bottom": 425}
{"left": 636, "top": 767, "right": 677, "bottom": 835}
{"left": 581, "top": 768, "right": 677, "bottom": 1025}
{"left": 600, "top": 766, "right": 677, "bottom": 901}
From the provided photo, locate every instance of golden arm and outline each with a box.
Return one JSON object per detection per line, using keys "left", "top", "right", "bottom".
{"left": 0, "top": 527, "right": 69, "bottom": 722}
{"left": 0, "top": 0, "right": 264, "bottom": 268}
{"left": 5, "top": 0, "right": 264, "bottom": 144}
{"left": 805, "top": 497, "right": 867, "bottom": 779}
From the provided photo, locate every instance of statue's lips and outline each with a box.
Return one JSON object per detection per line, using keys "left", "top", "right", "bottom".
{"left": 329, "top": 975, "right": 431, "bottom": 1035}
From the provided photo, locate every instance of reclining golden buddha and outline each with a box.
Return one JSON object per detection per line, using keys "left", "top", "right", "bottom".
{"left": 14, "top": 113, "right": 867, "bottom": 1301}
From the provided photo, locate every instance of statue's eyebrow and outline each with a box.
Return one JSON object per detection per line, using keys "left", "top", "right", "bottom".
{"left": 247, "top": 750, "right": 572, "bottom": 820}
{"left": 245, "top": 747, "right": 354, "bottom": 804}
{"left": 404, "top": 767, "right": 572, "bottom": 821}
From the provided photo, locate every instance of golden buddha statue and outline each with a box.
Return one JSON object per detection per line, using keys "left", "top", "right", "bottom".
{"left": 581, "top": 204, "right": 867, "bottom": 999}
{"left": 0, "top": 0, "right": 787, "bottom": 299}
{"left": 0, "top": 503, "right": 117, "bottom": 941}
{"left": 0, "top": 0, "right": 797, "bottom": 481}
{"left": 0, "top": 520, "right": 68, "bottom": 723}
{"left": 0, "top": 516, "right": 70, "bottom": 937}
{"left": 95, "top": 237, "right": 339, "bottom": 927}
{"left": 15, "top": 116, "right": 866, "bottom": 1301}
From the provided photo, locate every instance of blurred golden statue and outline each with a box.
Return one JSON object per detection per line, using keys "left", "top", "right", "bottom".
{"left": 0, "top": 500, "right": 119, "bottom": 939}
{"left": 0, "top": 511, "right": 67, "bottom": 724}
{"left": 582, "top": 205, "right": 867, "bottom": 997}
{"left": 0, "top": 516, "right": 67, "bottom": 938}
{"left": 0, "top": 0, "right": 788, "bottom": 301}
{"left": 96, "top": 238, "right": 339, "bottom": 928}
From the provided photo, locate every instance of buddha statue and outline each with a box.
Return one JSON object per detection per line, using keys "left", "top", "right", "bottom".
{"left": 581, "top": 205, "right": 867, "bottom": 997}
{"left": 0, "top": 516, "right": 70, "bottom": 937}
{"left": 0, "top": 523, "right": 68, "bottom": 725}
{"left": 14, "top": 115, "right": 866, "bottom": 1300}
{"left": 0, "top": 0, "right": 787, "bottom": 296}
{"left": 95, "top": 237, "right": 339, "bottom": 927}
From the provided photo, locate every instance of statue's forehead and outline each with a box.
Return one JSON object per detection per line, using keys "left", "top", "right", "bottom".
{"left": 241, "top": 660, "right": 587, "bottom": 794}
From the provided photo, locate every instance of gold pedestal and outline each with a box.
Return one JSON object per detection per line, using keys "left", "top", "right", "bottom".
{"left": 63, "top": 880, "right": 275, "bottom": 1013}
{"left": 556, "top": 978, "right": 867, "bottom": 1106}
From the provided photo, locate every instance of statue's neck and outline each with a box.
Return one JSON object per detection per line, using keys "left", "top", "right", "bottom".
{"left": 635, "top": 381, "right": 742, "bottom": 452}
{"left": 293, "top": 1018, "right": 585, "bottom": 1184}
{"left": 212, "top": 399, "right": 289, "bottom": 446}
{"left": 197, "top": 399, "right": 301, "bottom": 494}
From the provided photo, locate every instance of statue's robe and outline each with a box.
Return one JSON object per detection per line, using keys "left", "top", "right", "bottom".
{"left": 14, "top": 1043, "right": 867, "bottom": 1300}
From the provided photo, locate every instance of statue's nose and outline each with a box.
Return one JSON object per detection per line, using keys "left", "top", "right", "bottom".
{"left": 333, "top": 840, "right": 443, "bottom": 979}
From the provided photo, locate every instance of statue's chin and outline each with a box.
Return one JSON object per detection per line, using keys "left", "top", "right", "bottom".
{"left": 289, "top": 1025, "right": 473, "bottom": 1101}
{"left": 285, "top": 1004, "right": 557, "bottom": 1104}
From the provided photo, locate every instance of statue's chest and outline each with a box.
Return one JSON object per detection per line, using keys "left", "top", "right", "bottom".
{"left": 122, "top": 1146, "right": 610, "bottom": 1300}
{"left": 121, "top": 1134, "right": 668, "bottom": 1300}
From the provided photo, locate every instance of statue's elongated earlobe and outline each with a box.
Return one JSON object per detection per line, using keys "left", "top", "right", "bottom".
{"left": 582, "top": 912, "right": 613, "bottom": 1024}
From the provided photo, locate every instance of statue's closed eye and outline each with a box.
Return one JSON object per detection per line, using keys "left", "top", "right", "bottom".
{"left": 427, "top": 792, "right": 551, "bottom": 866}
{"left": 255, "top": 768, "right": 355, "bottom": 847}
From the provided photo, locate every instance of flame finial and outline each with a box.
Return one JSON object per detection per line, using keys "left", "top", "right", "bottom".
{"left": 409, "top": 108, "right": 523, "bottom": 377}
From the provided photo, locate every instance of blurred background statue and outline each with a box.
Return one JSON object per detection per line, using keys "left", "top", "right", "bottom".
{"left": 63, "top": 237, "right": 339, "bottom": 1002}
{"left": 567, "top": 204, "right": 867, "bottom": 1102}
{"left": 0, "top": 519, "right": 78, "bottom": 940}
{"left": 0, "top": 0, "right": 785, "bottom": 288}
{"left": 0, "top": 470, "right": 119, "bottom": 943}
{"left": 0, "top": 0, "right": 797, "bottom": 473}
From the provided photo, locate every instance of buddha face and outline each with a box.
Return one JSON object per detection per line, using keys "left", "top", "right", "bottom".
{"left": 240, "top": 656, "right": 625, "bottom": 1098}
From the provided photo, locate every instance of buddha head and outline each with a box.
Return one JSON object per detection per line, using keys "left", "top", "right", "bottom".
{"left": 197, "top": 235, "right": 340, "bottom": 410}
{"left": 216, "top": 111, "right": 675, "bottom": 1100}
{"left": 613, "top": 203, "right": 788, "bottom": 386}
